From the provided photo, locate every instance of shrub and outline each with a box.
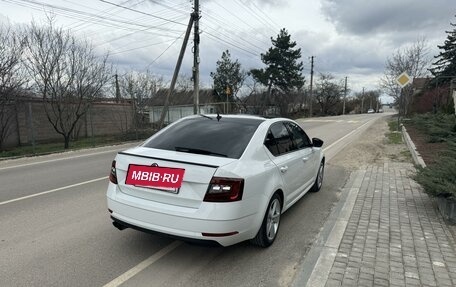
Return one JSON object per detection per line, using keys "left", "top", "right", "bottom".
{"left": 408, "top": 113, "right": 456, "bottom": 142}
{"left": 413, "top": 132, "right": 456, "bottom": 199}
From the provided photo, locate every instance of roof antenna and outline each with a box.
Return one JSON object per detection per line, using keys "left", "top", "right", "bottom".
{"left": 216, "top": 112, "right": 222, "bottom": 122}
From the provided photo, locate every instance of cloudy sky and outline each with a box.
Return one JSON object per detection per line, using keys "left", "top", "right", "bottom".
{"left": 1, "top": 0, "right": 455, "bottom": 100}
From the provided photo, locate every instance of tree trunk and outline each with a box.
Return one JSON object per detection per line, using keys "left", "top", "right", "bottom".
{"left": 64, "top": 135, "right": 70, "bottom": 149}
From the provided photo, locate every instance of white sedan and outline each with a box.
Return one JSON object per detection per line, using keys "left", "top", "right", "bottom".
{"left": 107, "top": 115, "right": 325, "bottom": 247}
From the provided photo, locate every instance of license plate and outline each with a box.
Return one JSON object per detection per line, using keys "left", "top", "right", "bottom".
{"left": 125, "top": 164, "right": 185, "bottom": 192}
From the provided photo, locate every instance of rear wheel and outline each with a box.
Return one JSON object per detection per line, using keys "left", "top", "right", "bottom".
{"left": 311, "top": 160, "right": 325, "bottom": 192}
{"left": 250, "top": 193, "right": 282, "bottom": 247}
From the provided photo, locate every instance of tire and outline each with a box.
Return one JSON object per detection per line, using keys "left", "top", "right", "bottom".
{"left": 250, "top": 193, "right": 282, "bottom": 248}
{"left": 311, "top": 160, "right": 325, "bottom": 192}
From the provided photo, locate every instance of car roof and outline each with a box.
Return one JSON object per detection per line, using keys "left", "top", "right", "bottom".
{"left": 192, "top": 114, "right": 266, "bottom": 120}
{"left": 178, "top": 114, "right": 297, "bottom": 126}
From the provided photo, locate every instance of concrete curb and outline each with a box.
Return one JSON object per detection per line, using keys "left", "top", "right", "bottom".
{"left": 401, "top": 125, "right": 426, "bottom": 168}
{"left": 401, "top": 126, "right": 456, "bottom": 223}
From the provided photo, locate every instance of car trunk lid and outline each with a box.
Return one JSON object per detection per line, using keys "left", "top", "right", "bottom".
{"left": 115, "top": 147, "right": 236, "bottom": 209}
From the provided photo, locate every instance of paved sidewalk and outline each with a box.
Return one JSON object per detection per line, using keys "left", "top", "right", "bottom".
{"left": 323, "top": 162, "right": 456, "bottom": 287}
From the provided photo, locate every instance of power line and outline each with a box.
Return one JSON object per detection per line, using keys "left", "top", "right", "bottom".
{"left": 145, "top": 31, "right": 186, "bottom": 69}
{"left": 109, "top": 37, "right": 182, "bottom": 55}
{"left": 250, "top": 1, "right": 281, "bottom": 31}
{"left": 201, "top": 20, "right": 264, "bottom": 54}
{"left": 203, "top": 12, "right": 270, "bottom": 48}
{"left": 99, "top": 0, "right": 187, "bottom": 26}
{"left": 148, "top": 0, "right": 188, "bottom": 15}
{"left": 233, "top": 0, "right": 277, "bottom": 34}
{"left": 63, "top": 0, "right": 137, "bottom": 31}
{"left": 93, "top": 14, "right": 187, "bottom": 48}
{"left": 203, "top": 30, "right": 259, "bottom": 57}
{"left": 203, "top": 23, "right": 264, "bottom": 54}
{"left": 6, "top": 0, "right": 185, "bottom": 32}
{"left": 211, "top": 1, "right": 272, "bottom": 40}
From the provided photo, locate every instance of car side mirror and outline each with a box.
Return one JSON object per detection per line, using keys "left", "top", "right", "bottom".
{"left": 312, "top": 138, "right": 324, "bottom": 148}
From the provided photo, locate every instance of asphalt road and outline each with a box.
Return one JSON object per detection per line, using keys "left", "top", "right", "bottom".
{"left": 0, "top": 113, "right": 390, "bottom": 287}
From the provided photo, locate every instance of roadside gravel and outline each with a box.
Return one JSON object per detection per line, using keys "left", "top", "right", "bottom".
{"left": 330, "top": 115, "right": 411, "bottom": 170}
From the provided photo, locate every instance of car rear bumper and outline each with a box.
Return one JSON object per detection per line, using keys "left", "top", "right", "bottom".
{"left": 107, "top": 184, "right": 261, "bottom": 247}
{"left": 110, "top": 216, "right": 222, "bottom": 246}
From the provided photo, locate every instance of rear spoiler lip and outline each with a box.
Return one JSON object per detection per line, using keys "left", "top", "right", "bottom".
{"left": 118, "top": 151, "right": 220, "bottom": 168}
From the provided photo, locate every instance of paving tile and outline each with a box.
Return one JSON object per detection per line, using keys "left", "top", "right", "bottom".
{"left": 405, "top": 277, "right": 421, "bottom": 286}
{"left": 322, "top": 164, "right": 456, "bottom": 287}
{"left": 328, "top": 272, "right": 344, "bottom": 281}
{"left": 373, "top": 278, "right": 389, "bottom": 286}
{"left": 357, "top": 278, "right": 374, "bottom": 287}
{"left": 325, "top": 278, "right": 342, "bottom": 287}
{"left": 341, "top": 277, "right": 356, "bottom": 286}
{"left": 420, "top": 273, "right": 437, "bottom": 286}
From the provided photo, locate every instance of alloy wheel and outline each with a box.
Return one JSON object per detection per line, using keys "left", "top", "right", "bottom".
{"left": 266, "top": 198, "right": 281, "bottom": 241}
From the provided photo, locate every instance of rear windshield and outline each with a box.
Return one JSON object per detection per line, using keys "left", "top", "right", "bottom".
{"left": 143, "top": 116, "right": 264, "bottom": 159}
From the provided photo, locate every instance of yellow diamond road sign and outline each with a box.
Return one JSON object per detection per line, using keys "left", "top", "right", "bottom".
{"left": 396, "top": 72, "right": 411, "bottom": 88}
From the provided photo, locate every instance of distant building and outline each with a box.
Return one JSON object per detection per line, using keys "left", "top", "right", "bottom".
{"left": 145, "top": 89, "right": 220, "bottom": 124}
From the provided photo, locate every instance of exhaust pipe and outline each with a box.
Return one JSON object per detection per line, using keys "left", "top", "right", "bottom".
{"left": 112, "top": 221, "right": 127, "bottom": 231}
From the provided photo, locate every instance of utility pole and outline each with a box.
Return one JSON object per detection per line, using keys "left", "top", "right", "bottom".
{"left": 361, "top": 87, "right": 365, "bottom": 113}
{"left": 115, "top": 73, "right": 121, "bottom": 103}
{"left": 158, "top": 16, "right": 195, "bottom": 129}
{"left": 369, "top": 93, "right": 373, "bottom": 109}
{"left": 451, "top": 79, "right": 456, "bottom": 116}
{"left": 192, "top": 0, "right": 200, "bottom": 115}
{"left": 343, "top": 76, "right": 347, "bottom": 115}
{"left": 309, "top": 56, "right": 315, "bottom": 117}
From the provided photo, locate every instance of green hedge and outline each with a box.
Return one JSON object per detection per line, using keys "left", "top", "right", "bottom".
{"left": 408, "top": 113, "right": 456, "bottom": 142}
{"left": 410, "top": 114, "right": 456, "bottom": 199}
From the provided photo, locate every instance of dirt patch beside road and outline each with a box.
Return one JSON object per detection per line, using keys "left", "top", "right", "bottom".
{"left": 402, "top": 124, "right": 447, "bottom": 165}
{"left": 330, "top": 116, "right": 411, "bottom": 170}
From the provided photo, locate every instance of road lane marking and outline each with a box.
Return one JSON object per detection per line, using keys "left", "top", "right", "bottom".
{"left": 102, "top": 240, "right": 182, "bottom": 287}
{"left": 323, "top": 118, "right": 376, "bottom": 152}
{"left": 0, "top": 143, "right": 138, "bottom": 171}
{"left": 0, "top": 150, "right": 117, "bottom": 171}
{"left": 0, "top": 176, "right": 108, "bottom": 206}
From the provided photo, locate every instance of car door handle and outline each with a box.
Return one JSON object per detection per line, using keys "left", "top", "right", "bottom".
{"left": 280, "top": 166, "right": 288, "bottom": 173}
{"left": 302, "top": 157, "right": 309, "bottom": 162}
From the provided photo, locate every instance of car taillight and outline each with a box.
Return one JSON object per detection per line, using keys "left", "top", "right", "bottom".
{"left": 204, "top": 177, "right": 244, "bottom": 202}
{"left": 109, "top": 160, "right": 118, "bottom": 184}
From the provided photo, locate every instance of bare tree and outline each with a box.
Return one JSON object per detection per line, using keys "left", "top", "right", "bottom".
{"left": 119, "top": 70, "right": 164, "bottom": 129}
{"left": 0, "top": 23, "right": 26, "bottom": 150}
{"left": 241, "top": 74, "right": 268, "bottom": 115}
{"left": 175, "top": 74, "right": 192, "bottom": 93}
{"left": 380, "top": 38, "right": 430, "bottom": 115}
{"left": 24, "top": 19, "right": 111, "bottom": 149}
{"left": 314, "top": 73, "right": 344, "bottom": 115}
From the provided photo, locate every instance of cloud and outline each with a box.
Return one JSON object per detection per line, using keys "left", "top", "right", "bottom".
{"left": 252, "top": 0, "right": 287, "bottom": 7}
{"left": 199, "top": 0, "right": 287, "bottom": 7}
{"left": 0, "top": 13, "right": 9, "bottom": 24}
{"left": 295, "top": 30, "right": 388, "bottom": 73}
{"left": 321, "top": 0, "right": 455, "bottom": 37}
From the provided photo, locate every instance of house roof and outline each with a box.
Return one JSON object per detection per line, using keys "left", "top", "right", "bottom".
{"left": 412, "top": 78, "right": 431, "bottom": 90}
{"left": 144, "top": 89, "right": 216, "bottom": 106}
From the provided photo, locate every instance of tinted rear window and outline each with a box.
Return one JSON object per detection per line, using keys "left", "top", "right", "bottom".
{"left": 143, "top": 117, "right": 264, "bottom": 159}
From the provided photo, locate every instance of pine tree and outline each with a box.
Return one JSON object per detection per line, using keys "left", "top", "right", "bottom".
{"left": 430, "top": 16, "right": 456, "bottom": 81}
{"left": 210, "top": 50, "right": 245, "bottom": 102}
{"left": 250, "top": 28, "right": 305, "bottom": 95}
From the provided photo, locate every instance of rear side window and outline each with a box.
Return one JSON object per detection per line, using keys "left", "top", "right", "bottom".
{"left": 285, "top": 122, "right": 312, "bottom": 149}
{"left": 143, "top": 117, "right": 264, "bottom": 159}
{"left": 264, "top": 130, "right": 280, "bottom": 156}
{"left": 265, "top": 122, "right": 296, "bottom": 156}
